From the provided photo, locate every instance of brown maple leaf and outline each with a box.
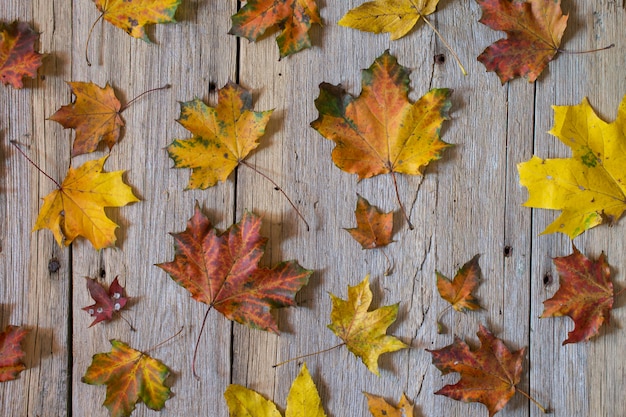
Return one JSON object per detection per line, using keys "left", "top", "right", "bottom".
{"left": 436, "top": 254, "right": 482, "bottom": 312}
{"left": 0, "top": 21, "right": 43, "bottom": 88}
{"left": 476, "top": 0, "right": 568, "bottom": 83}
{"left": 427, "top": 324, "right": 532, "bottom": 416}
{"left": 541, "top": 245, "right": 614, "bottom": 345}
{"left": 156, "top": 203, "right": 312, "bottom": 333}
{"left": 83, "top": 277, "right": 129, "bottom": 327}
{"left": 0, "top": 325, "right": 29, "bottom": 382}
{"left": 345, "top": 194, "right": 393, "bottom": 249}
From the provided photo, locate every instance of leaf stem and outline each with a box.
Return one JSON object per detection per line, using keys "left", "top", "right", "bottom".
{"left": 11, "top": 141, "right": 61, "bottom": 189}
{"left": 381, "top": 248, "right": 393, "bottom": 276}
{"left": 192, "top": 306, "right": 212, "bottom": 380}
{"left": 85, "top": 12, "right": 105, "bottom": 67}
{"left": 144, "top": 326, "right": 184, "bottom": 354}
{"left": 272, "top": 343, "right": 345, "bottom": 368}
{"left": 390, "top": 171, "right": 413, "bottom": 230}
{"left": 421, "top": 15, "right": 467, "bottom": 76}
{"left": 557, "top": 43, "right": 614, "bottom": 55}
{"left": 614, "top": 286, "right": 626, "bottom": 298}
{"left": 117, "top": 313, "right": 136, "bottom": 332}
{"left": 239, "top": 159, "right": 310, "bottom": 231}
{"left": 435, "top": 305, "right": 452, "bottom": 334}
{"left": 517, "top": 387, "right": 549, "bottom": 414}
{"left": 119, "top": 84, "right": 172, "bottom": 113}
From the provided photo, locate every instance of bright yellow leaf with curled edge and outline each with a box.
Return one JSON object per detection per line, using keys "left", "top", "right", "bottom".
{"left": 224, "top": 363, "right": 327, "bottom": 417}
{"left": 327, "top": 276, "right": 407, "bottom": 376}
{"left": 167, "top": 82, "right": 274, "bottom": 189}
{"left": 518, "top": 96, "right": 626, "bottom": 238}
{"left": 365, "top": 393, "right": 414, "bottom": 417}
{"left": 33, "top": 156, "right": 139, "bottom": 250}
{"left": 339, "top": 0, "right": 439, "bottom": 40}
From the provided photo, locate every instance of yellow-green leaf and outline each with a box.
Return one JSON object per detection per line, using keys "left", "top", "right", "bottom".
{"left": 364, "top": 393, "right": 414, "bottom": 417}
{"left": 33, "top": 156, "right": 139, "bottom": 249}
{"left": 339, "top": 0, "right": 439, "bottom": 40}
{"left": 225, "top": 363, "right": 326, "bottom": 417}
{"left": 518, "top": 96, "right": 626, "bottom": 238}
{"left": 327, "top": 276, "right": 407, "bottom": 375}
{"left": 167, "top": 82, "right": 274, "bottom": 189}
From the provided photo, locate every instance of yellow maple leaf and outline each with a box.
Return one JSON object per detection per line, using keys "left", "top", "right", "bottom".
{"left": 224, "top": 363, "right": 327, "bottom": 417}
{"left": 327, "top": 275, "right": 407, "bottom": 375}
{"left": 518, "top": 96, "right": 626, "bottom": 238}
{"left": 338, "top": 0, "right": 439, "bottom": 40}
{"left": 364, "top": 393, "right": 414, "bottom": 417}
{"left": 34, "top": 156, "right": 139, "bottom": 249}
{"left": 93, "top": 0, "right": 181, "bottom": 42}
{"left": 167, "top": 82, "right": 274, "bottom": 189}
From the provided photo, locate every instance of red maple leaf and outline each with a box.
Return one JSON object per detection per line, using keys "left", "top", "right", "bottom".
{"left": 82, "top": 277, "right": 129, "bottom": 327}
{"left": 541, "top": 245, "right": 614, "bottom": 344}
{"left": 0, "top": 21, "right": 43, "bottom": 88}
{"left": 0, "top": 325, "right": 29, "bottom": 382}
{"left": 157, "top": 203, "right": 312, "bottom": 333}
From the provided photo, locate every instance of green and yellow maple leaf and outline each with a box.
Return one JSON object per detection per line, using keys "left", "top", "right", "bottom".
{"left": 33, "top": 155, "right": 139, "bottom": 250}
{"left": 327, "top": 275, "right": 407, "bottom": 375}
{"left": 167, "top": 82, "right": 273, "bottom": 189}
{"left": 225, "top": 363, "right": 327, "bottom": 417}
{"left": 339, "top": 0, "right": 440, "bottom": 40}
{"left": 82, "top": 340, "right": 171, "bottom": 417}
{"left": 518, "top": 95, "right": 626, "bottom": 238}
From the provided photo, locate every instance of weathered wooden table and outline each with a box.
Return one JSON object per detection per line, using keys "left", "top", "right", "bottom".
{"left": 2, "top": 1, "right": 626, "bottom": 416}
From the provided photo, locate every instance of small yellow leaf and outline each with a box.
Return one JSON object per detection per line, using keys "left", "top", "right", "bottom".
{"left": 364, "top": 393, "right": 414, "bottom": 417}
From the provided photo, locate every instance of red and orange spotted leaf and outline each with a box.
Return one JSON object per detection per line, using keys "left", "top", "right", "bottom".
{"left": 427, "top": 324, "right": 528, "bottom": 416}
{"left": 0, "top": 325, "right": 29, "bottom": 382}
{"left": 49, "top": 82, "right": 124, "bottom": 156}
{"left": 345, "top": 194, "right": 393, "bottom": 249}
{"left": 82, "top": 339, "right": 171, "bottom": 417}
{"left": 83, "top": 277, "right": 129, "bottom": 327}
{"left": 541, "top": 245, "right": 614, "bottom": 345}
{"left": 0, "top": 21, "right": 43, "bottom": 88}
{"left": 476, "top": 0, "right": 568, "bottom": 83}
{"left": 93, "top": 0, "right": 181, "bottom": 42}
{"left": 157, "top": 203, "right": 312, "bottom": 333}
{"left": 436, "top": 254, "right": 482, "bottom": 312}
{"left": 229, "top": 0, "right": 322, "bottom": 58}
{"left": 364, "top": 393, "right": 414, "bottom": 417}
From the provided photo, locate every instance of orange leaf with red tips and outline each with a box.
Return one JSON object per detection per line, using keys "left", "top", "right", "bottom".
{"left": 83, "top": 277, "right": 129, "bottom": 327}
{"left": 49, "top": 81, "right": 124, "bottom": 156}
{"left": 0, "top": 21, "right": 43, "bottom": 89}
{"left": 427, "top": 324, "right": 527, "bottom": 416}
{"left": 476, "top": 0, "right": 568, "bottom": 83}
{"left": 0, "top": 325, "right": 29, "bottom": 382}
{"left": 541, "top": 245, "right": 614, "bottom": 345}
{"left": 82, "top": 339, "right": 171, "bottom": 417}
{"left": 345, "top": 195, "right": 393, "bottom": 249}
{"left": 436, "top": 254, "right": 482, "bottom": 312}
{"left": 156, "top": 203, "right": 312, "bottom": 333}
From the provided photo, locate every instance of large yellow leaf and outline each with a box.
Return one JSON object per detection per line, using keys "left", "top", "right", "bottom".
{"left": 33, "top": 156, "right": 139, "bottom": 249}
{"left": 167, "top": 82, "right": 274, "bottom": 189}
{"left": 518, "top": 96, "right": 626, "bottom": 238}
{"left": 224, "top": 363, "right": 327, "bottom": 417}
{"left": 327, "top": 275, "right": 407, "bottom": 375}
{"left": 339, "top": 0, "right": 439, "bottom": 40}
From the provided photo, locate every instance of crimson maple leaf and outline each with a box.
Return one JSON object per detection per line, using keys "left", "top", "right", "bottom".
{"left": 0, "top": 21, "right": 43, "bottom": 88}
{"left": 541, "top": 245, "right": 614, "bottom": 344}
{"left": 157, "top": 203, "right": 312, "bottom": 332}
{"left": 0, "top": 325, "right": 29, "bottom": 382}
{"left": 83, "top": 277, "right": 129, "bottom": 327}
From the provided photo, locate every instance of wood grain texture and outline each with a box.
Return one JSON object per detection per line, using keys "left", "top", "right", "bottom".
{"left": 1, "top": 0, "right": 625, "bottom": 416}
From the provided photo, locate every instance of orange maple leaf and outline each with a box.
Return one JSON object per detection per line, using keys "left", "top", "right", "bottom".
{"left": 157, "top": 203, "right": 312, "bottom": 333}
{"left": 0, "top": 325, "right": 29, "bottom": 382}
{"left": 436, "top": 254, "right": 482, "bottom": 312}
{"left": 82, "top": 340, "right": 171, "bottom": 417}
{"left": 49, "top": 82, "right": 124, "bottom": 156}
{"left": 229, "top": 0, "right": 322, "bottom": 58}
{"left": 345, "top": 194, "right": 393, "bottom": 249}
{"left": 541, "top": 245, "right": 614, "bottom": 345}
{"left": 0, "top": 21, "right": 43, "bottom": 88}
{"left": 476, "top": 0, "right": 568, "bottom": 83}
{"left": 428, "top": 324, "right": 532, "bottom": 416}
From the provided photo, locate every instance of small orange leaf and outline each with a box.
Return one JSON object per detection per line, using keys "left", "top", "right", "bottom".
{"left": 0, "top": 325, "right": 29, "bottom": 382}
{"left": 364, "top": 393, "right": 414, "bottom": 417}
{"left": 436, "top": 254, "right": 482, "bottom": 312}
{"left": 0, "top": 21, "right": 43, "bottom": 89}
{"left": 345, "top": 194, "right": 393, "bottom": 249}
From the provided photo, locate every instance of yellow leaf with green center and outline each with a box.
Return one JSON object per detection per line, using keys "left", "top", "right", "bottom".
{"left": 93, "top": 0, "right": 181, "bottom": 42}
{"left": 82, "top": 340, "right": 171, "bottom": 417}
{"left": 167, "top": 82, "right": 274, "bottom": 189}
{"left": 224, "top": 363, "right": 327, "bottom": 417}
{"left": 518, "top": 96, "right": 626, "bottom": 238}
{"left": 364, "top": 393, "right": 414, "bottom": 417}
{"left": 339, "top": 0, "right": 440, "bottom": 40}
{"left": 327, "top": 276, "right": 407, "bottom": 375}
{"left": 33, "top": 156, "right": 139, "bottom": 250}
